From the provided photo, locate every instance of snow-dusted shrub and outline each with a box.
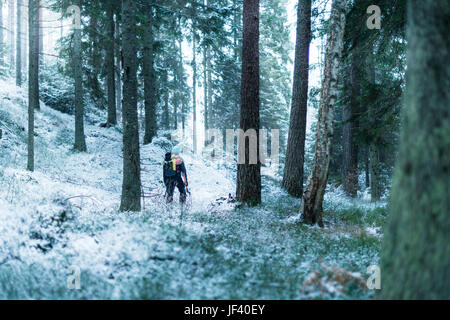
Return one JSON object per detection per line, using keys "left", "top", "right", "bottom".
{"left": 40, "top": 63, "right": 75, "bottom": 115}
{"left": 151, "top": 137, "right": 173, "bottom": 152}
{"left": 29, "top": 195, "right": 76, "bottom": 253}
{"left": 55, "top": 126, "right": 73, "bottom": 146}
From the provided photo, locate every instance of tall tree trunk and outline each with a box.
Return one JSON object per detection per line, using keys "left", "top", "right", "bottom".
{"left": 143, "top": 3, "right": 157, "bottom": 144}
{"left": 0, "top": 0, "right": 4, "bottom": 69}
{"left": 282, "top": 0, "right": 312, "bottom": 197}
{"left": 180, "top": 38, "right": 186, "bottom": 138}
{"left": 173, "top": 38, "right": 178, "bottom": 130}
{"left": 21, "top": 0, "right": 27, "bottom": 73}
{"left": 27, "top": 0, "right": 39, "bottom": 171}
{"left": 365, "top": 147, "right": 370, "bottom": 188}
{"left": 202, "top": 0, "right": 209, "bottom": 146}
{"left": 369, "top": 145, "right": 381, "bottom": 200}
{"left": 381, "top": 0, "right": 450, "bottom": 299}
{"left": 106, "top": 0, "right": 116, "bottom": 126}
{"left": 38, "top": 0, "right": 43, "bottom": 66}
{"left": 73, "top": 0, "right": 86, "bottom": 151}
{"left": 300, "top": 0, "right": 347, "bottom": 226}
{"left": 367, "top": 52, "right": 381, "bottom": 201}
{"left": 203, "top": 45, "right": 208, "bottom": 146}
{"left": 236, "top": 0, "right": 261, "bottom": 205}
{"left": 342, "top": 46, "right": 360, "bottom": 197}
{"left": 8, "top": 0, "right": 14, "bottom": 72}
{"left": 115, "top": 16, "right": 122, "bottom": 121}
{"left": 192, "top": 25, "right": 197, "bottom": 154}
{"left": 16, "top": 0, "right": 21, "bottom": 86}
{"left": 162, "top": 70, "right": 169, "bottom": 130}
{"left": 87, "top": 13, "right": 102, "bottom": 107}
{"left": 120, "top": 0, "right": 141, "bottom": 212}
{"left": 207, "top": 50, "right": 212, "bottom": 128}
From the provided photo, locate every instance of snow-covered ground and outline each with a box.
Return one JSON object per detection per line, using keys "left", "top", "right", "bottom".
{"left": 0, "top": 79, "right": 384, "bottom": 299}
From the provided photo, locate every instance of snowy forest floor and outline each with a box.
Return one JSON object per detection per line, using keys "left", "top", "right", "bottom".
{"left": 0, "top": 79, "right": 386, "bottom": 299}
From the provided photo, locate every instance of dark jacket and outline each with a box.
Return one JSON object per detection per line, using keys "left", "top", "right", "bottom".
{"left": 163, "top": 152, "right": 188, "bottom": 186}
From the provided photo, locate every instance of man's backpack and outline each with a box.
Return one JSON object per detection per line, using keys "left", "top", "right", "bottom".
{"left": 163, "top": 152, "right": 177, "bottom": 177}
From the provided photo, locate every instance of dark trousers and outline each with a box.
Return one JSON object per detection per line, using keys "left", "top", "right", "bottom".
{"left": 165, "top": 176, "right": 186, "bottom": 203}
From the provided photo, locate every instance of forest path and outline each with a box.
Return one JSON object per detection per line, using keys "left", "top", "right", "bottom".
{"left": 0, "top": 79, "right": 381, "bottom": 299}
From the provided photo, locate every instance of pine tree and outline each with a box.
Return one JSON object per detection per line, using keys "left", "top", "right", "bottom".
{"left": 143, "top": 1, "right": 157, "bottom": 144}
{"left": 192, "top": 22, "right": 198, "bottom": 154}
{"left": 366, "top": 52, "right": 381, "bottom": 201}
{"left": 16, "top": 0, "right": 22, "bottom": 86}
{"left": 8, "top": 0, "right": 14, "bottom": 72}
{"left": 381, "top": 0, "right": 450, "bottom": 299}
{"left": 282, "top": 0, "right": 312, "bottom": 198}
{"left": 27, "top": 0, "right": 40, "bottom": 171}
{"left": 341, "top": 46, "right": 360, "bottom": 197}
{"left": 0, "top": 0, "right": 4, "bottom": 71}
{"left": 73, "top": 0, "right": 86, "bottom": 152}
{"left": 106, "top": 0, "right": 117, "bottom": 126}
{"left": 236, "top": 0, "right": 261, "bottom": 205}
{"left": 120, "top": 0, "right": 141, "bottom": 212}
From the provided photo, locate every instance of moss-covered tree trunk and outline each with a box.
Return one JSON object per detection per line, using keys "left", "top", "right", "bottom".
{"left": 381, "top": 0, "right": 450, "bottom": 299}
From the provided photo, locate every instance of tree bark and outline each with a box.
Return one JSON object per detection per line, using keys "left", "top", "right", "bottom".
{"left": 282, "top": 0, "right": 312, "bottom": 198}
{"left": 192, "top": 25, "right": 197, "bottom": 154}
{"left": 364, "top": 147, "right": 370, "bottom": 188}
{"left": 27, "top": 0, "right": 40, "bottom": 171}
{"left": 203, "top": 45, "right": 208, "bottom": 145}
{"left": 87, "top": 12, "right": 102, "bottom": 107}
{"left": 180, "top": 38, "right": 186, "bottom": 138}
{"left": 21, "top": 0, "right": 27, "bottom": 72}
{"left": 38, "top": 0, "right": 43, "bottom": 66}
{"left": 342, "top": 46, "right": 360, "bottom": 197}
{"left": 143, "top": 3, "right": 157, "bottom": 144}
{"left": 203, "top": 0, "right": 209, "bottom": 146}
{"left": 115, "top": 15, "right": 122, "bottom": 121}
{"left": 8, "top": 0, "right": 14, "bottom": 72}
{"left": 367, "top": 52, "right": 381, "bottom": 201}
{"left": 16, "top": 0, "right": 21, "bottom": 86}
{"left": 73, "top": 0, "right": 86, "bottom": 152}
{"left": 120, "top": 0, "right": 141, "bottom": 212}
{"left": 236, "top": 0, "right": 261, "bottom": 205}
{"left": 0, "top": 1, "right": 4, "bottom": 69}
{"left": 106, "top": 0, "right": 116, "bottom": 126}
{"left": 300, "top": 0, "right": 347, "bottom": 226}
{"left": 381, "top": 0, "right": 450, "bottom": 299}
{"left": 162, "top": 69, "right": 169, "bottom": 130}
